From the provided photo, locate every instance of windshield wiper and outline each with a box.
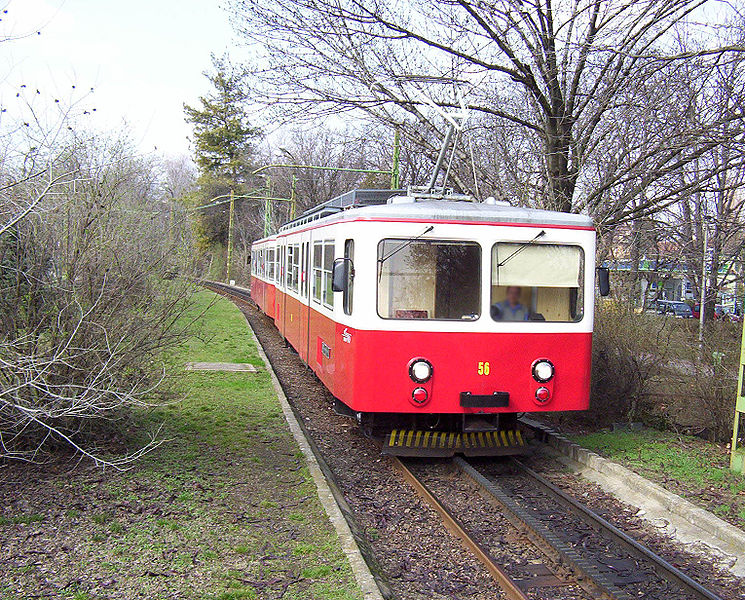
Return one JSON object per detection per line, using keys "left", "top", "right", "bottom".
{"left": 378, "top": 226, "right": 434, "bottom": 266}
{"left": 496, "top": 230, "right": 546, "bottom": 268}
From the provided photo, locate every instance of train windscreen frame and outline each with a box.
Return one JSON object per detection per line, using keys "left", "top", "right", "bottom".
{"left": 377, "top": 239, "right": 481, "bottom": 321}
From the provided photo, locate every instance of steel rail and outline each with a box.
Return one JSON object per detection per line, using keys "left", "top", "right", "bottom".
{"left": 454, "top": 457, "right": 630, "bottom": 600}
{"left": 391, "top": 456, "right": 531, "bottom": 600}
{"left": 510, "top": 458, "right": 725, "bottom": 600}
{"left": 202, "top": 280, "right": 253, "bottom": 303}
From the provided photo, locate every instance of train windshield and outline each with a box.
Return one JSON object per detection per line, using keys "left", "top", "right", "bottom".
{"left": 491, "top": 243, "right": 584, "bottom": 322}
{"left": 377, "top": 239, "right": 481, "bottom": 320}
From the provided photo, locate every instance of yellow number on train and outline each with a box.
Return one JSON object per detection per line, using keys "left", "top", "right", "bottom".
{"left": 477, "top": 361, "right": 490, "bottom": 376}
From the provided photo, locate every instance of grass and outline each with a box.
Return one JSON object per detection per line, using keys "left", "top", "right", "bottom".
{"left": 1, "top": 291, "right": 362, "bottom": 600}
{"left": 573, "top": 428, "right": 745, "bottom": 530}
{"left": 0, "top": 514, "right": 44, "bottom": 526}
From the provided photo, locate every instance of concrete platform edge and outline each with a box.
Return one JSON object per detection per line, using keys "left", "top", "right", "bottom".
{"left": 246, "top": 318, "right": 384, "bottom": 600}
{"left": 521, "top": 417, "right": 745, "bottom": 577}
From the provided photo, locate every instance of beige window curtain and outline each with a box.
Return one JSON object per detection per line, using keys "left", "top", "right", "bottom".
{"left": 493, "top": 244, "right": 581, "bottom": 288}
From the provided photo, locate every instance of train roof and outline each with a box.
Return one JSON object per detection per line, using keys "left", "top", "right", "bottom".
{"left": 272, "top": 189, "right": 594, "bottom": 236}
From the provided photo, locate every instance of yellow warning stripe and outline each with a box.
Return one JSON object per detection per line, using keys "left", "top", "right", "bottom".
{"left": 386, "top": 429, "right": 526, "bottom": 449}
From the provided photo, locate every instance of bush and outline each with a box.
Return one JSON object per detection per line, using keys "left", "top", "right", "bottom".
{"left": 663, "top": 322, "right": 740, "bottom": 441}
{"left": 586, "top": 299, "right": 673, "bottom": 427}
{"left": 0, "top": 134, "right": 199, "bottom": 466}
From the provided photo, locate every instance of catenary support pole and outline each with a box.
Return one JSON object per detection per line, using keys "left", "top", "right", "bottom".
{"left": 698, "top": 224, "right": 709, "bottom": 351}
{"left": 391, "top": 128, "right": 400, "bottom": 190}
{"left": 226, "top": 189, "right": 234, "bottom": 283}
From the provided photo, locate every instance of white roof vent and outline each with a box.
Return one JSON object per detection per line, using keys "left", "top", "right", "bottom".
{"left": 387, "top": 195, "right": 416, "bottom": 204}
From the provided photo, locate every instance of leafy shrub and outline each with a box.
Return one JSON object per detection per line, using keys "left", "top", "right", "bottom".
{"left": 586, "top": 299, "right": 673, "bottom": 426}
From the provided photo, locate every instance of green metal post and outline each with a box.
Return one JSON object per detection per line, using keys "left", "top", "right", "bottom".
{"left": 391, "top": 128, "right": 401, "bottom": 190}
{"left": 263, "top": 177, "right": 273, "bottom": 237}
{"left": 226, "top": 189, "right": 234, "bottom": 282}
{"left": 731, "top": 313, "right": 745, "bottom": 472}
{"left": 290, "top": 175, "right": 297, "bottom": 220}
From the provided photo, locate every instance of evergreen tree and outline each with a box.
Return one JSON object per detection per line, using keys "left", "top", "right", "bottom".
{"left": 184, "top": 54, "right": 262, "bottom": 184}
{"left": 184, "top": 55, "right": 262, "bottom": 255}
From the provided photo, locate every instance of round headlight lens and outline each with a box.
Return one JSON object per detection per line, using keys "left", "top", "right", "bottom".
{"left": 532, "top": 359, "right": 554, "bottom": 383}
{"left": 409, "top": 359, "right": 433, "bottom": 383}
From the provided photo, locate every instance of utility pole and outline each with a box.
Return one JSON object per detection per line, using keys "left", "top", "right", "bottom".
{"left": 263, "top": 176, "right": 273, "bottom": 237}
{"left": 290, "top": 175, "right": 297, "bottom": 220}
{"left": 391, "top": 128, "right": 401, "bottom": 190}
{"left": 698, "top": 222, "right": 708, "bottom": 350}
{"left": 226, "top": 189, "right": 235, "bottom": 283}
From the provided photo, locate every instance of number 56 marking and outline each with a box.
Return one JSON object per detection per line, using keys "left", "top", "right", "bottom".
{"left": 477, "top": 361, "right": 490, "bottom": 376}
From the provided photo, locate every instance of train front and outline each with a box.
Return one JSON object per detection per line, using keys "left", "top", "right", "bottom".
{"left": 336, "top": 204, "right": 598, "bottom": 457}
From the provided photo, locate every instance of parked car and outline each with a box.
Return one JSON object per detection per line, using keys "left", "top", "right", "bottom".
{"left": 692, "top": 304, "right": 737, "bottom": 321}
{"left": 657, "top": 300, "right": 693, "bottom": 318}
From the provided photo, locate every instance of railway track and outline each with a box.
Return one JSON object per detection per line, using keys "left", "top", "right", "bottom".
{"left": 205, "top": 280, "right": 733, "bottom": 600}
{"left": 203, "top": 280, "right": 253, "bottom": 303}
{"left": 398, "top": 455, "right": 727, "bottom": 600}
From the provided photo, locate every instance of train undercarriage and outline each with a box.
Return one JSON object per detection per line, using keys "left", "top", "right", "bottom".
{"left": 334, "top": 400, "right": 531, "bottom": 457}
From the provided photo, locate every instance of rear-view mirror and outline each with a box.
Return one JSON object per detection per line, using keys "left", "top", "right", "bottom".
{"left": 597, "top": 267, "right": 610, "bottom": 297}
{"left": 332, "top": 258, "right": 350, "bottom": 292}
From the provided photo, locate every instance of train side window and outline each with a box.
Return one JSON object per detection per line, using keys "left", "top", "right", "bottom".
{"left": 303, "top": 241, "right": 309, "bottom": 297}
{"left": 312, "top": 242, "right": 323, "bottom": 304}
{"left": 292, "top": 244, "right": 300, "bottom": 292}
{"left": 300, "top": 243, "right": 306, "bottom": 297}
{"left": 323, "top": 241, "right": 335, "bottom": 308}
{"left": 285, "top": 246, "right": 291, "bottom": 288}
{"left": 267, "top": 248, "right": 275, "bottom": 281}
{"left": 343, "top": 239, "right": 354, "bottom": 315}
{"left": 281, "top": 244, "right": 286, "bottom": 287}
{"left": 275, "top": 246, "right": 280, "bottom": 283}
{"left": 286, "top": 245, "right": 299, "bottom": 292}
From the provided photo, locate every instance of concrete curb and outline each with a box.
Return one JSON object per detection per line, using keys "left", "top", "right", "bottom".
{"left": 245, "top": 315, "right": 385, "bottom": 600}
{"left": 522, "top": 417, "right": 745, "bottom": 577}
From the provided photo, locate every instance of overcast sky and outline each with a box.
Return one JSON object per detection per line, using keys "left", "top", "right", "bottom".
{"left": 0, "top": 0, "right": 239, "bottom": 158}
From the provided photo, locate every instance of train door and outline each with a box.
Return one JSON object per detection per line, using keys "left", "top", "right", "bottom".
{"left": 277, "top": 243, "right": 286, "bottom": 336}
{"left": 273, "top": 244, "right": 280, "bottom": 324}
{"left": 335, "top": 238, "right": 356, "bottom": 403}
{"left": 259, "top": 248, "right": 266, "bottom": 310}
{"left": 297, "top": 241, "right": 307, "bottom": 361}
{"left": 303, "top": 239, "right": 312, "bottom": 365}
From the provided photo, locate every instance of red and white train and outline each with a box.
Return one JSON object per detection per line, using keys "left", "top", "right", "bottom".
{"left": 250, "top": 189, "right": 607, "bottom": 456}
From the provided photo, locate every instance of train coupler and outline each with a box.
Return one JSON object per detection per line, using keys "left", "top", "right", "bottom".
{"left": 381, "top": 428, "right": 530, "bottom": 458}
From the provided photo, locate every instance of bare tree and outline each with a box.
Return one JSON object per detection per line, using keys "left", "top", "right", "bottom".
{"left": 161, "top": 154, "right": 197, "bottom": 200}
{"left": 230, "top": 0, "right": 741, "bottom": 226}
{"left": 0, "top": 130, "right": 199, "bottom": 468}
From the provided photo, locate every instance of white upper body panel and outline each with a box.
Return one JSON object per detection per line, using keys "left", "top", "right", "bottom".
{"left": 252, "top": 199, "right": 597, "bottom": 334}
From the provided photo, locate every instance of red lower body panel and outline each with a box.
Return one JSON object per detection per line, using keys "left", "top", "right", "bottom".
{"left": 334, "top": 326, "right": 591, "bottom": 414}
{"left": 251, "top": 279, "right": 590, "bottom": 416}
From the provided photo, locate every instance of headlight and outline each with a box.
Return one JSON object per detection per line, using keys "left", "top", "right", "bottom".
{"left": 409, "top": 359, "right": 433, "bottom": 383}
{"left": 532, "top": 359, "right": 554, "bottom": 383}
